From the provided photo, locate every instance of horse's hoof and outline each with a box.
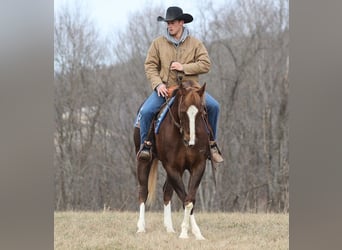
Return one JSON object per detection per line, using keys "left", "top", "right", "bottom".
{"left": 195, "top": 235, "right": 206, "bottom": 240}
{"left": 166, "top": 228, "right": 176, "bottom": 233}
{"left": 136, "top": 228, "right": 146, "bottom": 233}
{"left": 179, "top": 234, "right": 189, "bottom": 239}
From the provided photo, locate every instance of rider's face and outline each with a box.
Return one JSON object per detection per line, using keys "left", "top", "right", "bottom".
{"left": 167, "top": 20, "right": 184, "bottom": 38}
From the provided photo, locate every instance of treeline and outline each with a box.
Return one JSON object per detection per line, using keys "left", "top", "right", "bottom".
{"left": 54, "top": 0, "right": 289, "bottom": 212}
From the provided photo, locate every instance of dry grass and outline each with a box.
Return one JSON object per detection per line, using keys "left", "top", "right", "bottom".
{"left": 54, "top": 211, "right": 288, "bottom": 250}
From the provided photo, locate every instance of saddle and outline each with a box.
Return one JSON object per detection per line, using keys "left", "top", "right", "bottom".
{"left": 154, "top": 96, "right": 175, "bottom": 134}
{"left": 134, "top": 83, "right": 214, "bottom": 144}
{"left": 151, "top": 93, "right": 212, "bottom": 143}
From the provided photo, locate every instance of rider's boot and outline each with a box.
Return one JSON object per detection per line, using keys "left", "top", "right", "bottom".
{"left": 137, "top": 141, "right": 152, "bottom": 161}
{"left": 210, "top": 141, "right": 224, "bottom": 163}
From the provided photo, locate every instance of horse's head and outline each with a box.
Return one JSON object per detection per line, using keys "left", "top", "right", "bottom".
{"left": 177, "top": 81, "right": 206, "bottom": 147}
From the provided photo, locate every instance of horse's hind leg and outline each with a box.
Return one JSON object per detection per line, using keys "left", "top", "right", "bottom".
{"left": 163, "top": 177, "right": 175, "bottom": 233}
{"left": 133, "top": 127, "right": 141, "bottom": 154}
{"left": 136, "top": 160, "right": 151, "bottom": 233}
{"left": 137, "top": 202, "right": 146, "bottom": 233}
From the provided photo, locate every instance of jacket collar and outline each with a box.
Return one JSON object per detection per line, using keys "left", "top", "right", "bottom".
{"left": 164, "top": 26, "right": 190, "bottom": 47}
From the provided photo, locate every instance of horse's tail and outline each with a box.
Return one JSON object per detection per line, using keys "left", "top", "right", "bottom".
{"left": 146, "top": 159, "right": 158, "bottom": 206}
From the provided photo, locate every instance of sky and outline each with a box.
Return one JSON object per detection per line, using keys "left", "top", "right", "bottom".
{"left": 54, "top": 0, "right": 229, "bottom": 37}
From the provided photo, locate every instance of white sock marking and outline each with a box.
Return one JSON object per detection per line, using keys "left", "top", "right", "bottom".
{"left": 137, "top": 203, "right": 146, "bottom": 233}
{"left": 190, "top": 214, "right": 205, "bottom": 240}
{"left": 179, "top": 202, "right": 193, "bottom": 239}
{"left": 164, "top": 201, "right": 175, "bottom": 233}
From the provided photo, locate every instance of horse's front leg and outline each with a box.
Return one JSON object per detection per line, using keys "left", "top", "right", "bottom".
{"left": 179, "top": 201, "right": 205, "bottom": 240}
{"left": 181, "top": 163, "right": 206, "bottom": 240}
{"left": 163, "top": 177, "right": 175, "bottom": 233}
{"left": 179, "top": 202, "right": 193, "bottom": 239}
{"left": 189, "top": 211, "right": 205, "bottom": 240}
{"left": 163, "top": 167, "right": 189, "bottom": 237}
{"left": 136, "top": 160, "right": 151, "bottom": 233}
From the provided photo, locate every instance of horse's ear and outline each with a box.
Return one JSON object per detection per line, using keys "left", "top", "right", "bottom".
{"left": 197, "top": 82, "right": 206, "bottom": 97}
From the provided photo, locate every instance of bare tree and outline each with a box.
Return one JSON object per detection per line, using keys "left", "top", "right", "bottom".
{"left": 54, "top": 3, "right": 110, "bottom": 209}
{"left": 195, "top": 0, "right": 289, "bottom": 212}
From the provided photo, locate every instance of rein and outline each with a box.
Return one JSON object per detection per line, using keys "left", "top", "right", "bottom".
{"left": 168, "top": 95, "right": 183, "bottom": 133}
{"left": 164, "top": 63, "right": 206, "bottom": 141}
{"left": 165, "top": 61, "right": 183, "bottom": 133}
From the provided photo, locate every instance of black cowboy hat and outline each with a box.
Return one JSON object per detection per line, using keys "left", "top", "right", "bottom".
{"left": 157, "top": 6, "right": 193, "bottom": 24}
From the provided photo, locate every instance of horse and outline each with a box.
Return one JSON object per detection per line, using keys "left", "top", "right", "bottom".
{"left": 133, "top": 80, "right": 210, "bottom": 240}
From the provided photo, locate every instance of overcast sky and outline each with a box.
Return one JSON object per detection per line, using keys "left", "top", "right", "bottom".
{"left": 54, "top": 0, "right": 229, "bottom": 36}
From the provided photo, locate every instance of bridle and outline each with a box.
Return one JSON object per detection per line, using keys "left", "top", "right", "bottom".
{"left": 164, "top": 62, "right": 206, "bottom": 146}
{"left": 168, "top": 88, "right": 206, "bottom": 147}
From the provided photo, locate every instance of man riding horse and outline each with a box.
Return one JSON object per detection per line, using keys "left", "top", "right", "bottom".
{"left": 136, "top": 6, "right": 223, "bottom": 163}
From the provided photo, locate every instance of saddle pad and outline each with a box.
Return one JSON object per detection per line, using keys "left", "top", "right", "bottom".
{"left": 155, "top": 97, "right": 175, "bottom": 134}
{"left": 133, "top": 110, "right": 141, "bottom": 128}
{"left": 133, "top": 97, "right": 175, "bottom": 131}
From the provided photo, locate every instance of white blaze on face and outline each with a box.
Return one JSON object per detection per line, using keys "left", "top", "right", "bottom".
{"left": 186, "top": 105, "right": 198, "bottom": 145}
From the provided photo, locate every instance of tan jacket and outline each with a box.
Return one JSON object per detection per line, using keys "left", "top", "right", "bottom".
{"left": 145, "top": 35, "right": 211, "bottom": 90}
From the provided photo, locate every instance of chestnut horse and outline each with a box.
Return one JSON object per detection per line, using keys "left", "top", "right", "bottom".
{"left": 133, "top": 80, "right": 210, "bottom": 240}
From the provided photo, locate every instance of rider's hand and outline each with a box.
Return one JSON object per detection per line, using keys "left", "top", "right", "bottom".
{"left": 170, "top": 61, "right": 184, "bottom": 72}
{"left": 156, "top": 83, "right": 168, "bottom": 98}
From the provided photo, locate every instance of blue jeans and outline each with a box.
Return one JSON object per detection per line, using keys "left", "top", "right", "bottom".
{"left": 135, "top": 91, "right": 220, "bottom": 144}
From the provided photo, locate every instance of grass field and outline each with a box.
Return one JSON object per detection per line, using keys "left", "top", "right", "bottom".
{"left": 54, "top": 211, "right": 288, "bottom": 250}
